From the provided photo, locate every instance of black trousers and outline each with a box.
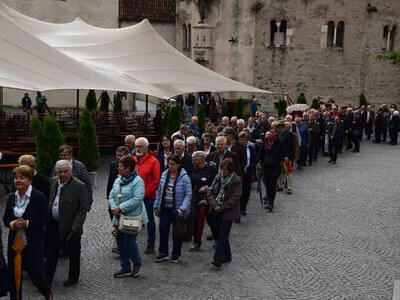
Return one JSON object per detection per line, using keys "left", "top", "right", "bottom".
{"left": 365, "top": 123, "right": 373, "bottom": 140}
{"left": 298, "top": 145, "right": 308, "bottom": 166}
{"left": 191, "top": 204, "right": 207, "bottom": 246}
{"left": 374, "top": 126, "right": 382, "bottom": 143}
{"left": 263, "top": 175, "right": 280, "bottom": 209}
{"left": 352, "top": 136, "right": 360, "bottom": 152}
{"left": 329, "top": 139, "right": 339, "bottom": 162}
{"left": 308, "top": 143, "right": 318, "bottom": 163}
{"left": 45, "top": 220, "right": 82, "bottom": 285}
{"left": 240, "top": 169, "right": 252, "bottom": 213}
{"left": 346, "top": 131, "right": 353, "bottom": 149}
{"left": 389, "top": 129, "right": 398, "bottom": 145}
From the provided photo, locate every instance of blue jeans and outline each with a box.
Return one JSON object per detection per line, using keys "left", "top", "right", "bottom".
{"left": 159, "top": 208, "right": 182, "bottom": 257}
{"left": 116, "top": 232, "right": 141, "bottom": 270}
{"left": 213, "top": 213, "right": 233, "bottom": 262}
{"left": 144, "top": 198, "right": 156, "bottom": 247}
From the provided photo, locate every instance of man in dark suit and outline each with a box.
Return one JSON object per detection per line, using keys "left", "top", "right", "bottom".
{"left": 351, "top": 110, "right": 362, "bottom": 152}
{"left": 238, "top": 131, "right": 256, "bottom": 215}
{"left": 207, "top": 135, "right": 240, "bottom": 175}
{"left": 223, "top": 127, "right": 247, "bottom": 178}
{"left": 52, "top": 145, "right": 93, "bottom": 210}
{"left": 344, "top": 108, "right": 354, "bottom": 150}
{"left": 364, "top": 105, "right": 374, "bottom": 140}
{"left": 46, "top": 160, "right": 89, "bottom": 287}
{"left": 327, "top": 116, "right": 344, "bottom": 164}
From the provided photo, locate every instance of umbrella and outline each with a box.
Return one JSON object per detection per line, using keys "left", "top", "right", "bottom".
{"left": 11, "top": 228, "right": 25, "bottom": 300}
{"left": 256, "top": 168, "right": 263, "bottom": 208}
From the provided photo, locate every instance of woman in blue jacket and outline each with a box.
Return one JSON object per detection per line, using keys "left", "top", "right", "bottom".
{"left": 154, "top": 154, "right": 192, "bottom": 263}
{"left": 109, "top": 156, "right": 147, "bottom": 278}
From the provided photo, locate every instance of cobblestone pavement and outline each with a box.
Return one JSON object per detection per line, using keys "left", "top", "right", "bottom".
{"left": 2, "top": 141, "right": 400, "bottom": 299}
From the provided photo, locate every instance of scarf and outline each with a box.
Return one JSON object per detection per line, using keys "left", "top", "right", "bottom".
{"left": 215, "top": 172, "right": 234, "bottom": 206}
{"left": 120, "top": 171, "right": 137, "bottom": 186}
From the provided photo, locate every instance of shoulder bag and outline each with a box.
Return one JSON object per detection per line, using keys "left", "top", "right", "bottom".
{"left": 117, "top": 185, "right": 142, "bottom": 234}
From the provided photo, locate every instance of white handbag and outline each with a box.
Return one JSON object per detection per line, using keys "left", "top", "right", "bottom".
{"left": 117, "top": 186, "right": 142, "bottom": 234}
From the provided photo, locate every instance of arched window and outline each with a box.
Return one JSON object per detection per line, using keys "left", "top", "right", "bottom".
{"left": 327, "top": 21, "right": 335, "bottom": 48}
{"left": 389, "top": 25, "right": 396, "bottom": 50}
{"left": 270, "top": 20, "right": 277, "bottom": 46}
{"left": 336, "top": 21, "right": 345, "bottom": 48}
{"left": 187, "top": 24, "right": 192, "bottom": 50}
{"left": 182, "top": 24, "right": 187, "bottom": 50}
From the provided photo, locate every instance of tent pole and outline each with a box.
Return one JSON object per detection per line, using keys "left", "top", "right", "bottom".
{"left": 145, "top": 94, "right": 148, "bottom": 134}
{"left": 76, "top": 89, "right": 80, "bottom": 129}
{"left": 0, "top": 87, "right": 3, "bottom": 119}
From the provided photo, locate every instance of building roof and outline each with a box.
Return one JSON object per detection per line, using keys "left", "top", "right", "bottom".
{"left": 119, "top": 0, "right": 176, "bottom": 23}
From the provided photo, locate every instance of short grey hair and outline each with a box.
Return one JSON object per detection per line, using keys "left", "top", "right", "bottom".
{"left": 237, "top": 119, "right": 245, "bottom": 126}
{"left": 192, "top": 151, "right": 207, "bottom": 161}
{"left": 174, "top": 139, "right": 185, "bottom": 147}
{"left": 135, "top": 137, "right": 149, "bottom": 147}
{"left": 124, "top": 135, "right": 136, "bottom": 142}
{"left": 55, "top": 159, "right": 72, "bottom": 171}
{"left": 186, "top": 136, "right": 197, "bottom": 145}
{"left": 215, "top": 135, "right": 227, "bottom": 144}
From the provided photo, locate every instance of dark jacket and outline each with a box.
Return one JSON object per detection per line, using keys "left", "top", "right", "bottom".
{"left": 207, "top": 150, "right": 240, "bottom": 175}
{"left": 3, "top": 188, "right": 48, "bottom": 286}
{"left": 245, "top": 143, "right": 257, "bottom": 175}
{"left": 229, "top": 141, "right": 247, "bottom": 177}
{"left": 295, "top": 122, "right": 310, "bottom": 146}
{"left": 180, "top": 151, "right": 193, "bottom": 177}
{"left": 352, "top": 115, "right": 362, "bottom": 138}
{"left": 257, "top": 138, "right": 284, "bottom": 177}
{"left": 31, "top": 172, "right": 49, "bottom": 201}
{"left": 48, "top": 177, "right": 88, "bottom": 239}
{"left": 389, "top": 115, "right": 400, "bottom": 132}
{"left": 280, "top": 130, "right": 295, "bottom": 161}
{"left": 51, "top": 159, "right": 93, "bottom": 206}
{"left": 106, "top": 160, "right": 118, "bottom": 199}
{"left": 156, "top": 148, "right": 172, "bottom": 173}
{"left": 327, "top": 122, "right": 345, "bottom": 144}
{"left": 208, "top": 173, "right": 242, "bottom": 221}
{"left": 308, "top": 120, "right": 321, "bottom": 145}
{"left": 191, "top": 162, "right": 218, "bottom": 205}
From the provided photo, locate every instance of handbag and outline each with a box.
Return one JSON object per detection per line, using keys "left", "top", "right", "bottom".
{"left": 117, "top": 186, "right": 142, "bottom": 235}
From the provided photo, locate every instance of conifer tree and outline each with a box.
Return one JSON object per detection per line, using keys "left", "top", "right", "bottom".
{"left": 78, "top": 109, "right": 100, "bottom": 172}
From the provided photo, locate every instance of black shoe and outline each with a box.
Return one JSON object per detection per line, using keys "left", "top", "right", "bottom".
{"left": 264, "top": 205, "right": 272, "bottom": 212}
{"left": 189, "top": 244, "right": 201, "bottom": 252}
{"left": 131, "top": 264, "right": 142, "bottom": 278}
{"left": 221, "top": 257, "right": 232, "bottom": 263}
{"left": 351, "top": 150, "right": 356, "bottom": 153}
{"left": 328, "top": 160, "right": 332, "bottom": 163}
{"left": 144, "top": 246, "right": 155, "bottom": 254}
{"left": 155, "top": 254, "right": 169, "bottom": 262}
{"left": 63, "top": 279, "right": 78, "bottom": 287}
{"left": 234, "top": 219, "right": 241, "bottom": 224}
{"left": 212, "top": 260, "right": 222, "bottom": 268}
{"left": 113, "top": 268, "right": 131, "bottom": 278}
{"left": 170, "top": 255, "right": 180, "bottom": 263}
{"left": 206, "top": 235, "right": 213, "bottom": 241}
{"left": 332, "top": 161, "right": 336, "bottom": 164}
{"left": 241, "top": 211, "right": 247, "bottom": 216}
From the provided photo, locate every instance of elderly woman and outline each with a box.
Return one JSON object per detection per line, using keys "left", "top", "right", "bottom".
{"left": 257, "top": 128, "right": 284, "bottom": 212}
{"left": 208, "top": 158, "right": 242, "bottom": 268}
{"left": 154, "top": 154, "right": 192, "bottom": 263}
{"left": 18, "top": 155, "right": 49, "bottom": 201}
{"left": 109, "top": 156, "right": 147, "bottom": 278}
{"left": 3, "top": 166, "right": 52, "bottom": 300}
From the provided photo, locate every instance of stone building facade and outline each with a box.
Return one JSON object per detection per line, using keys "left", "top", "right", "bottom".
{"left": 176, "top": 0, "right": 400, "bottom": 109}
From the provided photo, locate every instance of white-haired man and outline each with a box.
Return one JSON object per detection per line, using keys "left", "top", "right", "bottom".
{"left": 124, "top": 135, "right": 136, "bottom": 155}
{"left": 188, "top": 116, "right": 201, "bottom": 137}
{"left": 173, "top": 139, "right": 193, "bottom": 176}
{"left": 133, "top": 137, "right": 160, "bottom": 254}
{"left": 46, "top": 160, "right": 89, "bottom": 287}
{"left": 186, "top": 136, "right": 198, "bottom": 155}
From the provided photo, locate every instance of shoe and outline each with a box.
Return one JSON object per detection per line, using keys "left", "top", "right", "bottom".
{"left": 144, "top": 246, "right": 155, "bottom": 254}
{"left": 155, "top": 254, "right": 169, "bottom": 262}
{"left": 221, "top": 257, "right": 232, "bottom": 263}
{"left": 264, "top": 205, "right": 272, "bottom": 212}
{"left": 63, "top": 279, "right": 78, "bottom": 287}
{"left": 114, "top": 268, "right": 131, "bottom": 278}
{"left": 241, "top": 211, "right": 247, "bottom": 216}
{"left": 212, "top": 260, "right": 222, "bottom": 268}
{"left": 111, "top": 246, "right": 120, "bottom": 254}
{"left": 328, "top": 160, "right": 332, "bottom": 163}
{"left": 332, "top": 161, "right": 336, "bottom": 164}
{"left": 131, "top": 264, "right": 142, "bottom": 278}
{"left": 189, "top": 244, "right": 201, "bottom": 252}
{"left": 286, "top": 189, "right": 292, "bottom": 195}
{"left": 276, "top": 187, "right": 283, "bottom": 191}
{"left": 170, "top": 255, "right": 180, "bottom": 263}
{"left": 234, "top": 219, "right": 241, "bottom": 224}
{"left": 206, "top": 235, "right": 213, "bottom": 241}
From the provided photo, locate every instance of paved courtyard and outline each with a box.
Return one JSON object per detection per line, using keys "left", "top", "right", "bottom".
{"left": 2, "top": 141, "right": 400, "bottom": 299}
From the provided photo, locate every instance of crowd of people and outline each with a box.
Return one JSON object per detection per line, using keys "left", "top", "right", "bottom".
{"left": 1, "top": 100, "right": 399, "bottom": 299}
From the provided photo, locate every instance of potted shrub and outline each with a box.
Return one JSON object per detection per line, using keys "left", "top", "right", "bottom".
{"left": 196, "top": 104, "right": 206, "bottom": 135}
{"left": 30, "top": 116, "right": 65, "bottom": 177}
{"left": 311, "top": 98, "right": 320, "bottom": 110}
{"left": 297, "top": 92, "right": 307, "bottom": 104}
{"left": 359, "top": 93, "right": 368, "bottom": 107}
{"left": 113, "top": 92, "right": 122, "bottom": 113}
{"left": 100, "top": 91, "right": 110, "bottom": 112}
{"left": 234, "top": 98, "right": 244, "bottom": 118}
{"left": 85, "top": 90, "right": 97, "bottom": 111}
{"left": 78, "top": 109, "right": 100, "bottom": 186}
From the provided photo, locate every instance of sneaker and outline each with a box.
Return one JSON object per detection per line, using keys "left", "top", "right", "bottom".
{"left": 170, "top": 255, "right": 180, "bottom": 263}
{"left": 189, "top": 244, "right": 200, "bottom": 252}
{"left": 144, "top": 246, "right": 155, "bottom": 254}
{"left": 113, "top": 268, "right": 131, "bottom": 278}
{"left": 155, "top": 254, "right": 169, "bottom": 262}
{"left": 131, "top": 264, "right": 142, "bottom": 278}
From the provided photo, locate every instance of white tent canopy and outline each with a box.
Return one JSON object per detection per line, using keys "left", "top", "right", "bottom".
{"left": 0, "top": 3, "right": 271, "bottom": 99}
